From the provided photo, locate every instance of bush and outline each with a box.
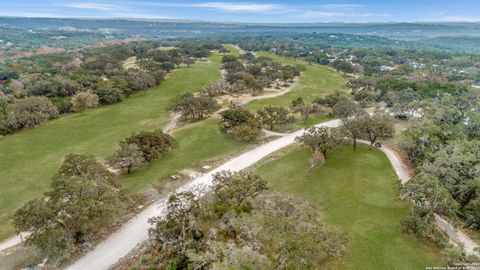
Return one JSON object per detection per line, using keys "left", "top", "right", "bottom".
{"left": 71, "top": 92, "right": 99, "bottom": 112}
{"left": 49, "top": 96, "right": 73, "bottom": 114}
{"left": 170, "top": 92, "right": 220, "bottom": 120}
{"left": 0, "top": 114, "right": 11, "bottom": 135}
{"left": 109, "top": 143, "right": 145, "bottom": 174}
{"left": 6, "top": 96, "right": 59, "bottom": 129}
{"left": 94, "top": 84, "right": 125, "bottom": 104}
{"left": 124, "top": 130, "right": 176, "bottom": 161}
{"left": 219, "top": 107, "right": 262, "bottom": 141}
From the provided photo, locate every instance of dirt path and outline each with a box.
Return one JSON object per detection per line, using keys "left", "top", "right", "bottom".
{"left": 215, "top": 78, "right": 298, "bottom": 107}
{"left": 360, "top": 139, "right": 478, "bottom": 256}
{"left": 3, "top": 118, "right": 477, "bottom": 265}
{"left": 162, "top": 113, "right": 181, "bottom": 134}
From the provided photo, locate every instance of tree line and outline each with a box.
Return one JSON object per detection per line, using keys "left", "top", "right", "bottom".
{"left": 0, "top": 40, "right": 224, "bottom": 135}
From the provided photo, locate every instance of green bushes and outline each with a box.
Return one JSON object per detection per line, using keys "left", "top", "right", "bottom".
{"left": 6, "top": 96, "right": 58, "bottom": 129}
{"left": 123, "top": 130, "right": 176, "bottom": 162}
{"left": 142, "top": 170, "right": 347, "bottom": 269}
{"left": 219, "top": 107, "right": 262, "bottom": 141}
{"left": 109, "top": 130, "right": 176, "bottom": 174}
{"left": 170, "top": 92, "right": 220, "bottom": 120}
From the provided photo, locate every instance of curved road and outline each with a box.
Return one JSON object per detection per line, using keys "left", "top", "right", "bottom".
{"left": 364, "top": 140, "right": 479, "bottom": 256}
{"left": 1, "top": 119, "right": 477, "bottom": 266}
{"left": 66, "top": 120, "right": 341, "bottom": 270}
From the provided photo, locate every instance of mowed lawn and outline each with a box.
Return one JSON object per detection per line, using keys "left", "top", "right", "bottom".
{"left": 0, "top": 55, "right": 223, "bottom": 240}
{"left": 254, "top": 145, "right": 444, "bottom": 269}
{"left": 246, "top": 52, "right": 348, "bottom": 110}
{"left": 123, "top": 118, "right": 251, "bottom": 192}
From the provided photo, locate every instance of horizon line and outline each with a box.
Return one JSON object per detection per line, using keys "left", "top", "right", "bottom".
{"left": 0, "top": 16, "right": 479, "bottom": 25}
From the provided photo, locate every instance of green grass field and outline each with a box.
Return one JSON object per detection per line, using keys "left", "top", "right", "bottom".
{"left": 254, "top": 145, "right": 444, "bottom": 269}
{"left": 0, "top": 55, "right": 223, "bottom": 240}
{"left": 246, "top": 52, "right": 348, "bottom": 110}
{"left": 123, "top": 118, "right": 251, "bottom": 192}
{"left": 223, "top": 44, "right": 242, "bottom": 56}
{"left": 0, "top": 49, "right": 349, "bottom": 241}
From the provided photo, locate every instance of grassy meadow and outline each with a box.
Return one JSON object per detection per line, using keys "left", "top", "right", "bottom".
{"left": 246, "top": 51, "right": 349, "bottom": 110}
{"left": 0, "top": 47, "right": 348, "bottom": 241}
{"left": 0, "top": 55, "right": 223, "bottom": 240}
{"left": 254, "top": 145, "right": 444, "bottom": 270}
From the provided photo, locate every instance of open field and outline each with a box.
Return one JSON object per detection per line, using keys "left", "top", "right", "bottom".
{"left": 122, "top": 56, "right": 140, "bottom": 70}
{"left": 254, "top": 145, "right": 444, "bottom": 269}
{"left": 223, "top": 44, "right": 242, "bottom": 56}
{"left": 246, "top": 52, "right": 349, "bottom": 110}
{"left": 123, "top": 118, "right": 251, "bottom": 192}
{"left": 0, "top": 55, "right": 222, "bottom": 240}
{"left": 0, "top": 47, "right": 349, "bottom": 242}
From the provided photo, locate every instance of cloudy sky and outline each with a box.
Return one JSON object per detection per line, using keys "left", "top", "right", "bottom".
{"left": 1, "top": 0, "right": 479, "bottom": 23}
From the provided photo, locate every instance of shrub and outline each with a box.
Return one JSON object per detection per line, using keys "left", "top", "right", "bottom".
{"left": 49, "top": 96, "right": 73, "bottom": 114}
{"left": 94, "top": 84, "right": 125, "bottom": 104}
{"left": 124, "top": 130, "right": 176, "bottom": 161}
{"left": 109, "top": 143, "right": 146, "bottom": 174}
{"left": 71, "top": 92, "right": 99, "bottom": 112}
{"left": 6, "top": 96, "right": 59, "bottom": 129}
{"left": 219, "top": 107, "right": 262, "bottom": 141}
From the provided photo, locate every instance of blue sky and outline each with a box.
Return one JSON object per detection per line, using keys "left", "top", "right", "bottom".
{"left": 0, "top": 0, "right": 479, "bottom": 23}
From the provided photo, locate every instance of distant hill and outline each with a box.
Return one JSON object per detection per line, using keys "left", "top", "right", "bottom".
{"left": 1, "top": 17, "right": 480, "bottom": 54}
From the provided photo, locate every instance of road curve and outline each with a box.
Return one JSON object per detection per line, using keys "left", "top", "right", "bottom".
{"left": 2, "top": 118, "right": 476, "bottom": 265}
{"left": 66, "top": 119, "right": 341, "bottom": 270}
{"left": 369, "top": 141, "right": 479, "bottom": 256}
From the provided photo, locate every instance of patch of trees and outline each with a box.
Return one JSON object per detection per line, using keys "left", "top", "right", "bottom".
{"left": 13, "top": 154, "right": 127, "bottom": 263}
{"left": 219, "top": 106, "right": 262, "bottom": 141}
{"left": 109, "top": 130, "right": 176, "bottom": 174}
{"left": 0, "top": 40, "right": 222, "bottom": 135}
{"left": 220, "top": 53, "right": 304, "bottom": 95}
{"left": 4, "top": 96, "right": 58, "bottom": 131}
{"left": 399, "top": 92, "right": 480, "bottom": 247}
{"left": 170, "top": 92, "right": 220, "bottom": 120}
{"left": 256, "top": 105, "right": 291, "bottom": 130}
{"left": 126, "top": 170, "right": 348, "bottom": 269}
{"left": 332, "top": 59, "right": 354, "bottom": 74}
{"left": 291, "top": 97, "right": 327, "bottom": 122}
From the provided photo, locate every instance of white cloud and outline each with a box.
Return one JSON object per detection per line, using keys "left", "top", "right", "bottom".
{"left": 0, "top": 11, "right": 62, "bottom": 18}
{"left": 195, "top": 2, "right": 284, "bottom": 13}
{"left": 300, "top": 11, "right": 347, "bottom": 18}
{"left": 130, "top": 1, "right": 287, "bottom": 13}
{"left": 319, "top": 4, "right": 364, "bottom": 9}
{"left": 429, "top": 16, "right": 480, "bottom": 22}
{"left": 62, "top": 2, "right": 117, "bottom": 11}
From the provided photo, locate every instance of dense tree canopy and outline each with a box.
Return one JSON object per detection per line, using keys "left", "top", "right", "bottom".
{"left": 13, "top": 154, "right": 126, "bottom": 262}
{"left": 219, "top": 106, "right": 262, "bottom": 141}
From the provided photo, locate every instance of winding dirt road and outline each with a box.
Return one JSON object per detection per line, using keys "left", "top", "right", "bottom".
{"left": 1, "top": 119, "right": 477, "bottom": 267}
{"left": 364, "top": 140, "right": 479, "bottom": 256}
{"left": 65, "top": 119, "right": 341, "bottom": 270}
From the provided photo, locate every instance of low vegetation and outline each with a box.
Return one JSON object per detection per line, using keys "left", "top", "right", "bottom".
{"left": 255, "top": 145, "right": 444, "bottom": 269}
{"left": 125, "top": 170, "right": 348, "bottom": 269}
{"left": 219, "top": 106, "right": 262, "bottom": 141}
